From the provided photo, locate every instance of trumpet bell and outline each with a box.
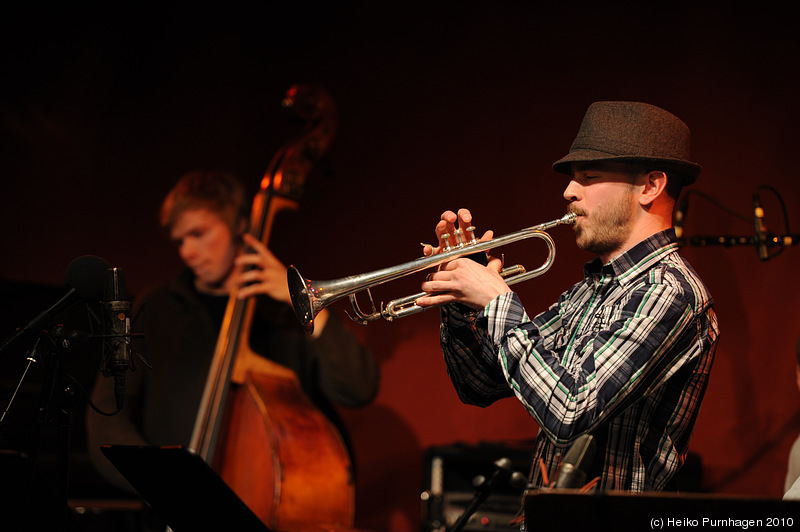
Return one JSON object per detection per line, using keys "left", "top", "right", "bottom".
{"left": 288, "top": 266, "right": 315, "bottom": 334}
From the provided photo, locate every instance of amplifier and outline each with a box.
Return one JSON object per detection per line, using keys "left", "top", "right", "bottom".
{"left": 421, "top": 441, "right": 534, "bottom": 532}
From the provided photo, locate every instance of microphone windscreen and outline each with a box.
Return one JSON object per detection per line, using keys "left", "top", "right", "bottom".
{"left": 65, "top": 255, "right": 110, "bottom": 302}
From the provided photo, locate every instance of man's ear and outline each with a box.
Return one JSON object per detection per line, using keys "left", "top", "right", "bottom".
{"left": 639, "top": 171, "right": 668, "bottom": 207}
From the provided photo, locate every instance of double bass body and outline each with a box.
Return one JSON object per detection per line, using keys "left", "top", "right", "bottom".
{"left": 216, "top": 364, "right": 355, "bottom": 528}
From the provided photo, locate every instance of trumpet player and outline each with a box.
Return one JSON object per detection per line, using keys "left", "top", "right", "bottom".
{"left": 418, "top": 101, "right": 718, "bottom": 492}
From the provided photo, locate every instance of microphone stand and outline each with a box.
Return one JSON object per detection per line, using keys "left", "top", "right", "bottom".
{"left": 447, "top": 475, "right": 497, "bottom": 532}
{"left": 2, "top": 326, "right": 91, "bottom": 530}
{"left": 678, "top": 233, "right": 799, "bottom": 259}
{"left": 679, "top": 235, "right": 756, "bottom": 248}
{"left": 39, "top": 328, "right": 75, "bottom": 529}
{"left": 447, "top": 458, "right": 524, "bottom": 532}
{"left": 674, "top": 186, "right": 798, "bottom": 261}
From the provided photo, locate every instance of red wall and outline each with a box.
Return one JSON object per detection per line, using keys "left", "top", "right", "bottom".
{"left": 1, "top": 5, "right": 799, "bottom": 531}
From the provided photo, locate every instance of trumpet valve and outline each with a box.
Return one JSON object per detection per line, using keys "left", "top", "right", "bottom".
{"left": 465, "top": 226, "right": 478, "bottom": 245}
{"left": 454, "top": 228, "right": 465, "bottom": 247}
{"left": 440, "top": 232, "right": 452, "bottom": 252}
{"left": 442, "top": 227, "right": 477, "bottom": 251}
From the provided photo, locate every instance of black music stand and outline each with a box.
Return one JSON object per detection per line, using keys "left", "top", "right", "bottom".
{"left": 101, "top": 444, "right": 270, "bottom": 532}
{"left": 523, "top": 489, "right": 800, "bottom": 529}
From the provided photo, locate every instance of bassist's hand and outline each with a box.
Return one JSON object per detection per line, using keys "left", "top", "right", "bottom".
{"left": 234, "top": 234, "right": 329, "bottom": 336}
{"left": 234, "top": 234, "right": 292, "bottom": 304}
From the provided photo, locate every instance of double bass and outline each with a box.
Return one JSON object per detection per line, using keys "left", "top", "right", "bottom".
{"left": 188, "top": 84, "right": 355, "bottom": 530}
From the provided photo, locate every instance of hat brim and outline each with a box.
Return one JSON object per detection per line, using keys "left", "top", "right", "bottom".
{"left": 552, "top": 150, "right": 701, "bottom": 184}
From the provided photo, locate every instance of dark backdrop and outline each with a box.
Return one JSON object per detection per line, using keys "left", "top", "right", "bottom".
{"left": 1, "top": 4, "right": 799, "bottom": 531}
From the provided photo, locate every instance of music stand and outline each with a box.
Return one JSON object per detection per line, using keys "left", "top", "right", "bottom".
{"left": 101, "top": 444, "right": 270, "bottom": 532}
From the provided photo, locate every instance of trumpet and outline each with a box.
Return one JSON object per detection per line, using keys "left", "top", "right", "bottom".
{"left": 288, "top": 212, "right": 577, "bottom": 334}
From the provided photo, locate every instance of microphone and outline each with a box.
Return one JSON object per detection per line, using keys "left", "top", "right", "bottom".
{"left": 479, "top": 457, "right": 513, "bottom": 489}
{"left": 0, "top": 255, "right": 109, "bottom": 353}
{"left": 102, "top": 267, "right": 132, "bottom": 410}
{"left": 509, "top": 470, "right": 529, "bottom": 489}
{"left": 753, "top": 192, "right": 769, "bottom": 261}
{"left": 554, "top": 434, "right": 597, "bottom": 489}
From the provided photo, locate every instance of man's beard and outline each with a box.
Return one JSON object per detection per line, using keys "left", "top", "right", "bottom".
{"left": 572, "top": 192, "right": 637, "bottom": 257}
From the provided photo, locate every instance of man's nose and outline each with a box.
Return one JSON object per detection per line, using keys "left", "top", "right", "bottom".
{"left": 179, "top": 241, "right": 196, "bottom": 262}
{"left": 563, "top": 179, "right": 581, "bottom": 202}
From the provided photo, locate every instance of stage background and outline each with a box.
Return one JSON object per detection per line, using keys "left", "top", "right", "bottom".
{"left": 1, "top": 3, "right": 799, "bottom": 531}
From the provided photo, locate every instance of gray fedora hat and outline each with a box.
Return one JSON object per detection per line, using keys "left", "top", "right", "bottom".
{"left": 552, "top": 101, "right": 701, "bottom": 184}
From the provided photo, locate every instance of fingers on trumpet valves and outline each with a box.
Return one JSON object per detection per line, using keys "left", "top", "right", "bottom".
{"left": 422, "top": 217, "right": 480, "bottom": 256}
{"left": 454, "top": 227, "right": 475, "bottom": 247}
{"left": 440, "top": 226, "right": 478, "bottom": 252}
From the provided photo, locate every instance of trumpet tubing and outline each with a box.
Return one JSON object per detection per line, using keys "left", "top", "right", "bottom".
{"left": 288, "top": 212, "right": 576, "bottom": 334}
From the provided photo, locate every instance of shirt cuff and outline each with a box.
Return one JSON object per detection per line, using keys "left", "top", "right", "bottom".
{"left": 485, "top": 291, "right": 527, "bottom": 343}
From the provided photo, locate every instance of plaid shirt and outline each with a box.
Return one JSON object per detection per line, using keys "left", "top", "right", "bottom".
{"left": 441, "top": 229, "right": 718, "bottom": 491}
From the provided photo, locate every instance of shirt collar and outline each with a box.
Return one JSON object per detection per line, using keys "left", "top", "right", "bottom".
{"left": 583, "top": 228, "right": 679, "bottom": 285}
